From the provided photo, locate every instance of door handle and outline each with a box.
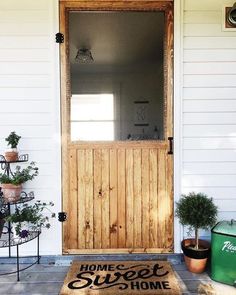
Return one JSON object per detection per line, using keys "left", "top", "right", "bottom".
{"left": 168, "top": 137, "right": 173, "bottom": 155}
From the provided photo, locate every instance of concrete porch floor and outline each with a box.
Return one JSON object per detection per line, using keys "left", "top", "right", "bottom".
{"left": 0, "top": 255, "right": 235, "bottom": 295}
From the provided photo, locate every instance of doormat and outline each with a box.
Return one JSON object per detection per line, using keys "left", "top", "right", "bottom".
{"left": 60, "top": 261, "right": 181, "bottom": 295}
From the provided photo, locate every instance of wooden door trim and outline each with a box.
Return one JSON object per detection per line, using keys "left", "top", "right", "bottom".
{"left": 60, "top": 0, "right": 174, "bottom": 254}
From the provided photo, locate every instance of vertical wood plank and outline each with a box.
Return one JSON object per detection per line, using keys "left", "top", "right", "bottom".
{"left": 126, "top": 149, "right": 134, "bottom": 248}
{"left": 142, "top": 149, "right": 150, "bottom": 249}
{"left": 149, "top": 148, "right": 158, "bottom": 248}
{"left": 166, "top": 4, "right": 174, "bottom": 139}
{"left": 68, "top": 148, "right": 78, "bottom": 249}
{"left": 109, "top": 149, "right": 118, "bottom": 248}
{"left": 157, "top": 148, "right": 167, "bottom": 248}
{"left": 133, "top": 149, "right": 142, "bottom": 248}
{"left": 117, "top": 149, "right": 126, "bottom": 248}
{"left": 93, "top": 149, "right": 102, "bottom": 249}
{"left": 77, "top": 149, "right": 86, "bottom": 249}
{"left": 166, "top": 153, "right": 174, "bottom": 250}
{"left": 101, "top": 149, "right": 110, "bottom": 248}
{"left": 85, "top": 149, "right": 94, "bottom": 249}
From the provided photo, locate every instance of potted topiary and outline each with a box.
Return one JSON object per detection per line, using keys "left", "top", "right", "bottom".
{"left": 6, "top": 201, "right": 55, "bottom": 238}
{"left": 176, "top": 192, "right": 218, "bottom": 273}
{"left": 0, "top": 162, "right": 38, "bottom": 202}
{"left": 5, "top": 131, "right": 21, "bottom": 162}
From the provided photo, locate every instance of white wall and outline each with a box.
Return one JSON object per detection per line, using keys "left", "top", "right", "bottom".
{"left": 182, "top": 0, "right": 236, "bottom": 238}
{"left": 0, "top": 0, "right": 61, "bottom": 255}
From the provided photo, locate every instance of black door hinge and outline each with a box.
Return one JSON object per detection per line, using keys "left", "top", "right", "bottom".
{"left": 58, "top": 212, "right": 67, "bottom": 222}
{"left": 168, "top": 137, "right": 173, "bottom": 155}
{"left": 55, "top": 32, "right": 64, "bottom": 43}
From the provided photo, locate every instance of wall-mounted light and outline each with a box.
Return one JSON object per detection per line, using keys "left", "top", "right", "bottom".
{"left": 227, "top": 2, "right": 236, "bottom": 26}
{"left": 75, "top": 48, "right": 94, "bottom": 63}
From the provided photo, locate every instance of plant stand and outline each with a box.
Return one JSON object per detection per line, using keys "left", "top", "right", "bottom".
{"left": 0, "top": 230, "right": 41, "bottom": 281}
{"left": 0, "top": 154, "right": 41, "bottom": 281}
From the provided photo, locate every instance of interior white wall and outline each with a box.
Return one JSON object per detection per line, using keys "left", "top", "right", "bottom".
{"left": 71, "top": 65, "right": 164, "bottom": 140}
{"left": 0, "top": 0, "right": 61, "bottom": 256}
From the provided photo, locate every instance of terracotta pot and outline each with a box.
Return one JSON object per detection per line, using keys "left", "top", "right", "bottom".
{"left": 4, "top": 150, "right": 18, "bottom": 162}
{"left": 181, "top": 238, "right": 211, "bottom": 273}
{"left": 1, "top": 183, "right": 22, "bottom": 202}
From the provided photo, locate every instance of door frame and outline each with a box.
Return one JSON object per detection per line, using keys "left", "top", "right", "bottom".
{"left": 59, "top": 0, "right": 174, "bottom": 254}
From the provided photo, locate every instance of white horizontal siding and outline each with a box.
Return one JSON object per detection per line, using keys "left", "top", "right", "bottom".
{"left": 184, "top": 113, "right": 236, "bottom": 124}
{"left": 184, "top": 137, "right": 236, "bottom": 149}
{"left": 184, "top": 49, "right": 236, "bottom": 62}
{"left": 184, "top": 75, "right": 236, "bottom": 87}
{"left": 0, "top": 49, "right": 50, "bottom": 61}
{"left": 184, "top": 0, "right": 234, "bottom": 11}
{"left": 184, "top": 125, "right": 236, "bottom": 137}
{"left": 184, "top": 162, "right": 236, "bottom": 175}
{"left": 0, "top": 36, "right": 50, "bottom": 49}
{"left": 184, "top": 37, "right": 236, "bottom": 49}
{"left": 184, "top": 62, "right": 236, "bottom": 74}
{"left": 184, "top": 11, "right": 221, "bottom": 24}
{"left": 0, "top": 0, "right": 50, "bottom": 10}
{"left": 0, "top": 113, "right": 52, "bottom": 126}
{"left": 184, "top": 87, "right": 236, "bottom": 99}
{"left": 0, "top": 22, "right": 50, "bottom": 35}
{"left": 183, "top": 0, "right": 236, "bottom": 222}
{"left": 0, "top": 88, "right": 51, "bottom": 99}
{"left": 184, "top": 150, "right": 236, "bottom": 162}
{"left": 184, "top": 24, "right": 236, "bottom": 37}
{"left": 0, "top": 75, "right": 51, "bottom": 87}
{"left": 0, "top": 101, "right": 52, "bottom": 113}
{"left": 0, "top": 0, "right": 61, "bottom": 256}
{"left": 0, "top": 10, "right": 49, "bottom": 22}
{"left": 0, "top": 62, "right": 51, "bottom": 75}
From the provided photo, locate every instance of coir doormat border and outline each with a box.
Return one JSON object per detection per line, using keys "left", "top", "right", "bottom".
{"left": 60, "top": 260, "right": 181, "bottom": 295}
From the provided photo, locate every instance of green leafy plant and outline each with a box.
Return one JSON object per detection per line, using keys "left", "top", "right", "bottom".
{"left": 0, "top": 162, "right": 38, "bottom": 185}
{"left": 5, "top": 132, "right": 21, "bottom": 149}
{"left": 6, "top": 201, "right": 55, "bottom": 236}
{"left": 0, "top": 194, "right": 9, "bottom": 219}
{"left": 175, "top": 192, "right": 218, "bottom": 250}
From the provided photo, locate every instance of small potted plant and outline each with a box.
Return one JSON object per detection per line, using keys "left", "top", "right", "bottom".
{"left": 6, "top": 201, "right": 55, "bottom": 238}
{"left": 5, "top": 131, "right": 21, "bottom": 162}
{"left": 0, "top": 162, "right": 39, "bottom": 202}
{"left": 176, "top": 192, "right": 218, "bottom": 273}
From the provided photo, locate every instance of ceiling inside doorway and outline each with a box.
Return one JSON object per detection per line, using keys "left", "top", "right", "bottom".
{"left": 69, "top": 11, "right": 164, "bottom": 74}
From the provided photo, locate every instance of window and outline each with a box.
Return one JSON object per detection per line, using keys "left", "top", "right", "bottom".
{"left": 71, "top": 94, "right": 115, "bottom": 141}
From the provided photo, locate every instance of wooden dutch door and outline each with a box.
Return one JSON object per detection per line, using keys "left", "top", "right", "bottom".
{"left": 60, "top": 0, "right": 174, "bottom": 254}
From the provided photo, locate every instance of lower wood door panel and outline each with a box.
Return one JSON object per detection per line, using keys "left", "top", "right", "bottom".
{"left": 63, "top": 142, "right": 173, "bottom": 254}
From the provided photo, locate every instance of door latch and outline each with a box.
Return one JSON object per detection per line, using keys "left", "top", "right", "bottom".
{"left": 168, "top": 137, "right": 173, "bottom": 155}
